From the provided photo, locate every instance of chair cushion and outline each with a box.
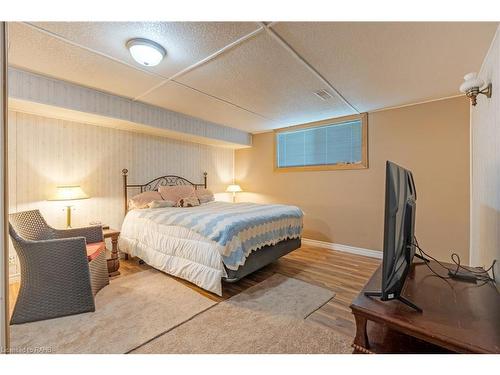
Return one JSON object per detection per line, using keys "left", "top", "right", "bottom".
{"left": 86, "top": 242, "right": 105, "bottom": 261}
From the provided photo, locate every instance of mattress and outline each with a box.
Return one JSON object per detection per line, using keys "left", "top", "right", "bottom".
{"left": 119, "top": 201, "right": 303, "bottom": 295}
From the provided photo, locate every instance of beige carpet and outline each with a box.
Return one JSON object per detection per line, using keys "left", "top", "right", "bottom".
{"left": 133, "top": 274, "right": 353, "bottom": 354}
{"left": 10, "top": 269, "right": 216, "bottom": 354}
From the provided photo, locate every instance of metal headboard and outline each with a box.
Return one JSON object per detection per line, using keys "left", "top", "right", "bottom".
{"left": 122, "top": 169, "right": 207, "bottom": 213}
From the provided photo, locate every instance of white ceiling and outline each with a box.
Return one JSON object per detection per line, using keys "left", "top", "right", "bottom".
{"left": 7, "top": 21, "right": 499, "bottom": 133}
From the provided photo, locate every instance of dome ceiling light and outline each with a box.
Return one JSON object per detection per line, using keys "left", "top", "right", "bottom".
{"left": 126, "top": 38, "right": 166, "bottom": 67}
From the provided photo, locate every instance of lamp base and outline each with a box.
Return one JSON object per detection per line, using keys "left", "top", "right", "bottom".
{"left": 64, "top": 205, "right": 73, "bottom": 228}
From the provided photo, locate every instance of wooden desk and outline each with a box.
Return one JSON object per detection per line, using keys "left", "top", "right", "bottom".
{"left": 350, "top": 262, "right": 500, "bottom": 353}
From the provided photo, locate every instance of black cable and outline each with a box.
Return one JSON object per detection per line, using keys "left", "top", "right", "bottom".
{"left": 448, "top": 253, "right": 495, "bottom": 282}
{"left": 450, "top": 252, "right": 495, "bottom": 277}
{"left": 415, "top": 239, "right": 491, "bottom": 283}
{"left": 413, "top": 236, "right": 497, "bottom": 286}
{"left": 412, "top": 242, "right": 453, "bottom": 280}
{"left": 413, "top": 239, "right": 456, "bottom": 277}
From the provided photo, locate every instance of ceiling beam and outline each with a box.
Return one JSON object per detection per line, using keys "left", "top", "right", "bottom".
{"left": 8, "top": 68, "right": 252, "bottom": 148}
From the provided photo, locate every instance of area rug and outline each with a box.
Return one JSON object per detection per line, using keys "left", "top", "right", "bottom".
{"left": 132, "top": 273, "right": 353, "bottom": 354}
{"left": 10, "top": 269, "right": 216, "bottom": 354}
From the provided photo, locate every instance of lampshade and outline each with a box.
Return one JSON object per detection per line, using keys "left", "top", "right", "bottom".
{"left": 226, "top": 184, "right": 242, "bottom": 193}
{"left": 48, "top": 186, "right": 90, "bottom": 201}
{"left": 459, "top": 72, "right": 484, "bottom": 93}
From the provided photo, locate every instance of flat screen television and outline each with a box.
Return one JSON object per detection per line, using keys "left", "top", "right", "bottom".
{"left": 365, "top": 160, "right": 424, "bottom": 312}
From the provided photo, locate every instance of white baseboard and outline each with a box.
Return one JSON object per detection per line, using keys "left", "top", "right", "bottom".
{"left": 302, "top": 238, "right": 383, "bottom": 259}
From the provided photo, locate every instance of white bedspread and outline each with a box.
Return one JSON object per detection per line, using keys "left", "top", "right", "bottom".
{"left": 119, "top": 201, "right": 303, "bottom": 295}
{"left": 119, "top": 209, "right": 226, "bottom": 295}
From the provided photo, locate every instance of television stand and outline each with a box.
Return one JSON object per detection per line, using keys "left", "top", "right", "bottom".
{"left": 351, "top": 262, "right": 500, "bottom": 353}
{"left": 363, "top": 291, "right": 422, "bottom": 312}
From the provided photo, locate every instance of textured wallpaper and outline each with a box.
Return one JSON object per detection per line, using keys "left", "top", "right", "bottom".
{"left": 7, "top": 110, "right": 234, "bottom": 278}
{"left": 470, "top": 26, "right": 500, "bottom": 280}
{"left": 8, "top": 68, "right": 252, "bottom": 147}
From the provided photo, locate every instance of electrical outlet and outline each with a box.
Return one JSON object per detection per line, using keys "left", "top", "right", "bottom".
{"left": 8, "top": 255, "right": 17, "bottom": 265}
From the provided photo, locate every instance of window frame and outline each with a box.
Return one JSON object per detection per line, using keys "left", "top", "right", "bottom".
{"left": 273, "top": 113, "right": 368, "bottom": 172}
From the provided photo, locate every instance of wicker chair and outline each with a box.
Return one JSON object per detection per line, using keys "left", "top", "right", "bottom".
{"left": 8, "top": 209, "right": 109, "bottom": 325}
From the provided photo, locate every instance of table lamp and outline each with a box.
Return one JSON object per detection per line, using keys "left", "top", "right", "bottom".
{"left": 48, "top": 185, "right": 90, "bottom": 228}
{"left": 226, "top": 184, "right": 242, "bottom": 203}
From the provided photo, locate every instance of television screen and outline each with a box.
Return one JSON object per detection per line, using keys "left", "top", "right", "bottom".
{"left": 381, "top": 161, "right": 417, "bottom": 301}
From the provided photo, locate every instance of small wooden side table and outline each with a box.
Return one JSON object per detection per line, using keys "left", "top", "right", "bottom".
{"left": 103, "top": 228, "right": 121, "bottom": 277}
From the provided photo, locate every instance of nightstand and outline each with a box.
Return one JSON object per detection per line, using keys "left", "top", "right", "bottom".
{"left": 103, "top": 228, "right": 120, "bottom": 276}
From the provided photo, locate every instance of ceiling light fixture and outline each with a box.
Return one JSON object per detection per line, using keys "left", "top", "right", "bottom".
{"left": 126, "top": 38, "right": 166, "bottom": 67}
{"left": 459, "top": 72, "right": 492, "bottom": 106}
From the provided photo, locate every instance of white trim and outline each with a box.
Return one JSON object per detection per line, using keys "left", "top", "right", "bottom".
{"left": 250, "top": 95, "right": 466, "bottom": 134}
{"left": 369, "top": 94, "right": 464, "bottom": 114}
{"left": 302, "top": 238, "right": 382, "bottom": 259}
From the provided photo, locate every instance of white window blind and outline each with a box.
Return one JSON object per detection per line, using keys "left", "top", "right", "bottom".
{"left": 276, "top": 119, "right": 363, "bottom": 168}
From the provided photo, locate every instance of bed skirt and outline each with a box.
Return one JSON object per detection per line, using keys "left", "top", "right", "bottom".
{"left": 223, "top": 238, "right": 301, "bottom": 282}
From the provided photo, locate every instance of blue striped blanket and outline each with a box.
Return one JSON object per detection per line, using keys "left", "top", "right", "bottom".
{"left": 137, "top": 201, "right": 303, "bottom": 270}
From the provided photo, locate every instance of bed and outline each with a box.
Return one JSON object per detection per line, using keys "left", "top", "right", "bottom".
{"left": 118, "top": 169, "right": 303, "bottom": 295}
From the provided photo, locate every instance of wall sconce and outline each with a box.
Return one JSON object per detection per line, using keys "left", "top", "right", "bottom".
{"left": 459, "top": 72, "right": 492, "bottom": 106}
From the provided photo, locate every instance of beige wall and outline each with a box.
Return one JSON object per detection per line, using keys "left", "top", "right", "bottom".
{"left": 470, "top": 26, "right": 500, "bottom": 281}
{"left": 7, "top": 111, "right": 234, "bottom": 279}
{"left": 235, "top": 97, "right": 470, "bottom": 261}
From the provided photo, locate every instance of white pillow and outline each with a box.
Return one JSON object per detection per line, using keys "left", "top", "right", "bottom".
{"left": 148, "top": 200, "right": 175, "bottom": 209}
{"left": 195, "top": 188, "right": 215, "bottom": 204}
{"left": 158, "top": 185, "right": 196, "bottom": 202}
{"left": 129, "top": 191, "right": 162, "bottom": 209}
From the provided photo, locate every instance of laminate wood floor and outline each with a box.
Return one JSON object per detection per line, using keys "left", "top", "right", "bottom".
{"left": 9, "top": 244, "right": 380, "bottom": 339}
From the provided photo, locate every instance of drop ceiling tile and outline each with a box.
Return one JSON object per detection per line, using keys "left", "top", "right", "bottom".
{"left": 8, "top": 23, "right": 162, "bottom": 99}
{"left": 176, "top": 32, "right": 355, "bottom": 126}
{"left": 31, "top": 22, "right": 261, "bottom": 78}
{"left": 273, "top": 22, "right": 499, "bottom": 112}
{"left": 140, "top": 80, "right": 277, "bottom": 133}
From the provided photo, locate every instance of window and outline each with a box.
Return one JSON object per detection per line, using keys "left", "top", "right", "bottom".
{"left": 274, "top": 113, "right": 368, "bottom": 171}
